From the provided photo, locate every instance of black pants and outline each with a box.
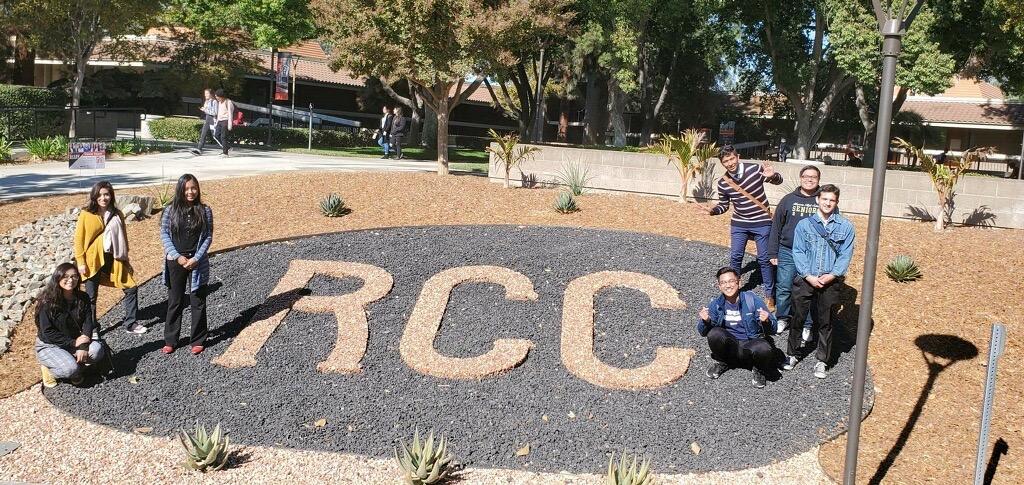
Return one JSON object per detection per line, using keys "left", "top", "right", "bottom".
{"left": 196, "top": 116, "right": 216, "bottom": 152}
{"left": 391, "top": 134, "right": 404, "bottom": 158}
{"left": 215, "top": 120, "right": 230, "bottom": 154}
{"left": 788, "top": 276, "right": 842, "bottom": 364}
{"left": 84, "top": 253, "right": 138, "bottom": 333}
{"left": 164, "top": 260, "right": 208, "bottom": 347}
{"left": 707, "top": 327, "right": 775, "bottom": 375}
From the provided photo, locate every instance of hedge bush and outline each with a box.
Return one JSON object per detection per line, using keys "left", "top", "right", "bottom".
{"left": 148, "top": 116, "right": 375, "bottom": 148}
{"left": 0, "top": 84, "right": 67, "bottom": 140}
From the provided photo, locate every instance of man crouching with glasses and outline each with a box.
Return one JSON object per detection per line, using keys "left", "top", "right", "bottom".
{"left": 697, "top": 267, "right": 778, "bottom": 388}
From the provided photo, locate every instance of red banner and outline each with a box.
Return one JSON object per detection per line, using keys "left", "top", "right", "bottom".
{"left": 275, "top": 52, "right": 293, "bottom": 101}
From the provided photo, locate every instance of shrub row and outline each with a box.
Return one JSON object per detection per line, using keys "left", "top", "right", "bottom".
{"left": 0, "top": 84, "right": 67, "bottom": 140}
{"left": 148, "top": 116, "right": 374, "bottom": 148}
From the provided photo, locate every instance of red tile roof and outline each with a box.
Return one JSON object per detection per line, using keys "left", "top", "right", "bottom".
{"left": 901, "top": 100, "right": 1024, "bottom": 127}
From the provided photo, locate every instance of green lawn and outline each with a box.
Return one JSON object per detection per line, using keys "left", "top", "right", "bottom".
{"left": 282, "top": 146, "right": 490, "bottom": 171}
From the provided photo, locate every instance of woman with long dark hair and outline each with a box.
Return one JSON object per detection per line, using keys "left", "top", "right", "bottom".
{"left": 74, "top": 180, "right": 144, "bottom": 335}
{"left": 159, "top": 173, "right": 214, "bottom": 354}
{"left": 35, "top": 263, "right": 105, "bottom": 387}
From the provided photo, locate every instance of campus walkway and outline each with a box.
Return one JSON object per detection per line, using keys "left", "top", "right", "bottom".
{"left": 0, "top": 148, "right": 442, "bottom": 200}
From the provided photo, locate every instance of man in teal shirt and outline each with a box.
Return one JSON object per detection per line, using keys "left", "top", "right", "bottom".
{"left": 784, "top": 184, "right": 855, "bottom": 379}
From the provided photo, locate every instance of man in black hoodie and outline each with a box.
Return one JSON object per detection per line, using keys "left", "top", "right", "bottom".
{"left": 768, "top": 165, "right": 821, "bottom": 336}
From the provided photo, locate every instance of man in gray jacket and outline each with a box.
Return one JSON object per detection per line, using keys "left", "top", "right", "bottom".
{"left": 190, "top": 89, "right": 218, "bottom": 155}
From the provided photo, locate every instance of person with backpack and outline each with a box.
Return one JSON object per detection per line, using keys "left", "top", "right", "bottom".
{"left": 390, "top": 106, "right": 409, "bottom": 160}
{"left": 784, "top": 184, "right": 855, "bottom": 379}
{"left": 696, "top": 267, "right": 778, "bottom": 389}
{"left": 696, "top": 145, "right": 784, "bottom": 310}
{"left": 213, "top": 89, "right": 235, "bottom": 157}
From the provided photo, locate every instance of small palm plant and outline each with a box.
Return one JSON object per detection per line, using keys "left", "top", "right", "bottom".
{"left": 606, "top": 451, "right": 655, "bottom": 485}
{"left": 892, "top": 138, "right": 991, "bottom": 231}
{"left": 886, "top": 255, "right": 923, "bottom": 282}
{"left": 644, "top": 128, "right": 718, "bottom": 203}
{"left": 487, "top": 128, "right": 540, "bottom": 189}
{"left": 394, "top": 429, "right": 455, "bottom": 485}
{"left": 179, "top": 422, "right": 231, "bottom": 472}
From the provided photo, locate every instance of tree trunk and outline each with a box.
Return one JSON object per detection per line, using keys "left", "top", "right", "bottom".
{"left": 423, "top": 104, "right": 437, "bottom": 149}
{"left": 436, "top": 95, "right": 450, "bottom": 176}
{"left": 557, "top": 97, "right": 569, "bottom": 142}
{"left": 583, "top": 69, "right": 607, "bottom": 145}
{"left": 608, "top": 78, "right": 627, "bottom": 147}
{"left": 679, "top": 172, "right": 689, "bottom": 203}
{"left": 70, "top": 51, "right": 91, "bottom": 139}
{"left": 409, "top": 91, "right": 423, "bottom": 146}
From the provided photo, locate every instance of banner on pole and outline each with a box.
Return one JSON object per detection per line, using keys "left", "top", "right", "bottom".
{"left": 69, "top": 142, "right": 106, "bottom": 169}
{"left": 275, "top": 52, "right": 292, "bottom": 101}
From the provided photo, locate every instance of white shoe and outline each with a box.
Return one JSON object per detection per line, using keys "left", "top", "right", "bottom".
{"left": 802, "top": 326, "right": 811, "bottom": 342}
{"left": 813, "top": 361, "right": 828, "bottom": 379}
{"left": 783, "top": 355, "right": 798, "bottom": 371}
{"left": 125, "top": 323, "right": 148, "bottom": 334}
{"left": 776, "top": 319, "right": 789, "bottom": 335}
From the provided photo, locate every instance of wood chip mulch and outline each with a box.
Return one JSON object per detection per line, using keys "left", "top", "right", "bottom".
{"left": 0, "top": 171, "right": 1022, "bottom": 484}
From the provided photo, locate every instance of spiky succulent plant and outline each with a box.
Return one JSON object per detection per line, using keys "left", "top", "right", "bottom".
{"left": 319, "top": 193, "right": 349, "bottom": 217}
{"left": 885, "top": 255, "right": 923, "bottom": 282}
{"left": 553, "top": 191, "right": 579, "bottom": 214}
{"left": 179, "top": 422, "right": 230, "bottom": 472}
{"left": 394, "top": 429, "right": 455, "bottom": 485}
{"left": 606, "top": 451, "right": 655, "bottom": 485}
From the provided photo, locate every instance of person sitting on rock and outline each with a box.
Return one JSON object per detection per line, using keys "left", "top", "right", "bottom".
{"left": 35, "top": 263, "right": 107, "bottom": 387}
{"left": 74, "top": 181, "right": 144, "bottom": 335}
{"left": 696, "top": 266, "right": 778, "bottom": 388}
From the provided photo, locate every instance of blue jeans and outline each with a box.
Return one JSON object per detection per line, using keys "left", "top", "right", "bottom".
{"left": 377, "top": 136, "right": 390, "bottom": 155}
{"left": 729, "top": 224, "right": 774, "bottom": 296}
{"left": 775, "top": 246, "right": 796, "bottom": 320}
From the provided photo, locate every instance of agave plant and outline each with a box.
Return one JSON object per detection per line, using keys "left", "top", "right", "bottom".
{"left": 487, "top": 128, "right": 540, "bottom": 189}
{"left": 892, "top": 138, "right": 991, "bottom": 231}
{"left": 319, "top": 193, "right": 349, "bottom": 217}
{"left": 886, "top": 255, "right": 923, "bottom": 283}
{"left": 394, "top": 429, "right": 455, "bottom": 485}
{"left": 553, "top": 191, "right": 579, "bottom": 214}
{"left": 555, "top": 160, "right": 593, "bottom": 196}
{"left": 179, "top": 422, "right": 230, "bottom": 472}
{"left": 606, "top": 451, "right": 655, "bottom": 485}
{"left": 643, "top": 128, "right": 718, "bottom": 203}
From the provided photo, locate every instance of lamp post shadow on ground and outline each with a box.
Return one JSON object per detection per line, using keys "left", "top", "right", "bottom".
{"left": 867, "top": 334, "right": 978, "bottom": 485}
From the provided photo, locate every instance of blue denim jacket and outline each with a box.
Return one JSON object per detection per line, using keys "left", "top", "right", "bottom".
{"left": 793, "top": 211, "right": 855, "bottom": 278}
{"left": 160, "top": 205, "right": 214, "bottom": 291}
{"left": 696, "top": 291, "right": 778, "bottom": 339}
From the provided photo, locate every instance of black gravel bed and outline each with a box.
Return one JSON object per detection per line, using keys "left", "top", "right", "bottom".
{"left": 45, "top": 225, "right": 873, "bottom": 473}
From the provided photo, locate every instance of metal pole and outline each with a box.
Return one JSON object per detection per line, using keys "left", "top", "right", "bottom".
{"left": 291, "top": 57, "right": 297, "bottom": 128}
{"left": 974, "top": 323, "right": 1006, "bottom": 485}
{"left": 533, "top": 48, "right": 545, "bottom": 142}
{"left": 308, "top": 103, "right": 313, "bottom": 150}
{"left": 1017, "top": 129, "right": 1023, "bottom": 180}
{"left": 268, "top": 48, "right": 276, "bottom": 147}
{"left": 843, "top": 17, "right": 903, "bottom": 485}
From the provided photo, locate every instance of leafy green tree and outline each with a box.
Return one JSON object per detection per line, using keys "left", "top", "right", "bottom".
{"left": 313, "top": 0, "right": 568, "bottom": 175}
{"left": 164, "top": 0, "right": 316, "bottom": 49}
{"left": 10, "top": 0, "right": 161, "bottom": 137}
{"left": 828, "top": 1, "right": 954, "bottom": 161}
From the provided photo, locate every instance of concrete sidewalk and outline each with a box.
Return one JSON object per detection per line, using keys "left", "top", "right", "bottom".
{"left": 0, "top": 148, "right": 441, "bottom": 200}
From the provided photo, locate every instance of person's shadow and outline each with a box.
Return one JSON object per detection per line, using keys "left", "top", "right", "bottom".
{"left": 868, "top": 334, "right": 979, "bottom": 485}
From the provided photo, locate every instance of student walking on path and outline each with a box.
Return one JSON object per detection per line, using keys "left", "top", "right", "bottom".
{"left": 74, "top": 181, "right": 144, "bottom": 335}
{"left": 35, "top": 263, "right": 107, "bottom": 387}
{"left": 390, "top": 106, "right": 409, "bottom": 160}
{"left": 190, "top": 88, "right": 218, "bottom": 156}
{"left": 160, "top": 174, "right": 214, "bottom": 355}
{"left": 696, "top": 145, "right": 783, "bottom": 309}
{"left": 375, "top": 105, "right": 394, "bottom": 159}
{"left": 213, "top": 89, "right": 235, "bottom": 157}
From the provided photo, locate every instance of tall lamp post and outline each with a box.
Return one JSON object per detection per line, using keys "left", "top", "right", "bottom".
{"left": 844, "top": 1, "right": 924, "bottom": 483}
